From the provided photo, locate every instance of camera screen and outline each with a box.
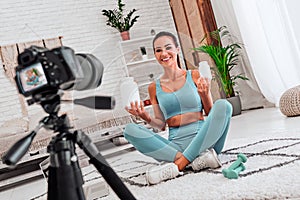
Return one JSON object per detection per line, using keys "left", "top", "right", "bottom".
{"left": 20, "top": 62, "right": 48, "bottom": 92}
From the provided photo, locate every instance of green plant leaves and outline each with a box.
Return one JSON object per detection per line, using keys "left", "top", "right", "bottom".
{"left": 194, "top": 26, "right": 248, "bottom": 98}
{"left": 102, "top": 0, "right": 139, "bottom": 32}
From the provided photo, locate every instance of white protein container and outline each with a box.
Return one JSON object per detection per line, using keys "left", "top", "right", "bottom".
{"left": 120, "top": 77, "right": 140, "bottom": 108}
{"left": 198, "top": 61, "right": 212, "bottom": 80}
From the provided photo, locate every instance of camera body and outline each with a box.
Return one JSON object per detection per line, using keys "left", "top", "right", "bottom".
{"left": 15, "top": 46, "right": 86, "bottom": 96}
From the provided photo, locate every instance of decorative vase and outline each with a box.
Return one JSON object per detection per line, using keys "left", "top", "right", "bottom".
{"left": 120, "top": 31, "right": 130, "bottom": 41}
{"left": 226, "top": 95, "right": 242, "bottom": 116}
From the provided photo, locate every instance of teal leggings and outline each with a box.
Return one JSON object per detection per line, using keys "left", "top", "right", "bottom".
{"left": 123, "top": 99, "right": 233, "bottom": 162}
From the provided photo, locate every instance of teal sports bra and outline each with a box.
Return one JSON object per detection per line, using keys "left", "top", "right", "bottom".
{"left": 156, "top": 70, "right": 202, "bottom": 120}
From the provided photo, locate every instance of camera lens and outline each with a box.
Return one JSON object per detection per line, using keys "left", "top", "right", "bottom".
{"left": 73, "top": 54, "right": 103, "bottom": 91}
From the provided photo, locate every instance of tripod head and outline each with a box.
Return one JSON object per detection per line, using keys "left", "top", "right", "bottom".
{"left": 2, "top": 89, "right": 116, "bottom": 166}
{"left": 2, "top": 90, "right": 67, "bottom": 165}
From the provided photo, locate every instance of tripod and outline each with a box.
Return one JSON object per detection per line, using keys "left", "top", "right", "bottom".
{"left": 3, "top": 92, "right": 136, "bottom": 200}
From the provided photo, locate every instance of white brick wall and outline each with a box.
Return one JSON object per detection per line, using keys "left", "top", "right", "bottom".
{"left": 0, "top": 0, "right": 177, "bottom": 131}
{"left": 0, "top": 60, "right": 23, "bottom": 123}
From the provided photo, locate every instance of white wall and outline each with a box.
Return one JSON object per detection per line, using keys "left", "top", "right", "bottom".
{"left": 0, "top": 0, "right": 177, "bottom": 132}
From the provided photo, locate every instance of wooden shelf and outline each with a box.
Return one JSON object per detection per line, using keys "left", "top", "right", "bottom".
{"left": 119, "top": 36, "right": 163, "bottom": 90}
{"left": 126, "top": 57, "right": 156, "bottom": 66}
{"left": 120, "top": 36, "right": 154, "bottom": 44}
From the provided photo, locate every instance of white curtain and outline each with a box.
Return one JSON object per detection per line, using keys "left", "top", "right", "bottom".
{"left": 231, "top": 0, "right": 300, "bottom": 106}
{"left": 211, "top": 0, "right": 271, "bottom": 110}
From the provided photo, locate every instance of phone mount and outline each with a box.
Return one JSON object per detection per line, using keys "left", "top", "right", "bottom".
{"left": 2, "top": 91, "right": 135, "bottom": 200}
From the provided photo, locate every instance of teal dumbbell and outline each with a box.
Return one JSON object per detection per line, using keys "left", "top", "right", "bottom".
{"left": 222, "top": 163, "right": 246, "bottom": 179}
{"left": 228, "top": 153, "right": 247, "bottom": 170}
{"left": 222, "top": 153, "right": 247, "bottom": 179}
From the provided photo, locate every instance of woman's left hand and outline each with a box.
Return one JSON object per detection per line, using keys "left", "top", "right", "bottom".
{"left": 196, "top": 77, "right": 210, "bottom": 95}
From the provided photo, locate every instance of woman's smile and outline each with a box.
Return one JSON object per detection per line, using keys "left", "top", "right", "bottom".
{"left": 161, "top": 57, "right": 171, "bottom": 62}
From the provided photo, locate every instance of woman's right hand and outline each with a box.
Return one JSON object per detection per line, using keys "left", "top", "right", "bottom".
{"left": 125, "top": 101, "right": 151, "bottom": 123}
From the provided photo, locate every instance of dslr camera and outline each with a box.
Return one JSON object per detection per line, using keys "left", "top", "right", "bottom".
{"left": 15, "top": 46, "right": 103, "bottom": 97}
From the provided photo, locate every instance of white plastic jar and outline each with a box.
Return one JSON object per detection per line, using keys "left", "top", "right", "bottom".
{"left": 120, "top": 77, "right": 140, "bottom": 108}
{"left": 199, "top": 61, "right": 212, "bottom": 80}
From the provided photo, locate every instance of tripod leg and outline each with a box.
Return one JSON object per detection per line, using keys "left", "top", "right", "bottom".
{"left": 47, "top": 137, "right": 85, "bottom": 200}
{"left": 47, "top": 166, "right": 57, "bottom": 200}
{"left": 48, "top": 165, "right": 85, "bottom": 200}
{"left": 76, "top": 131, "right": 136, "bottom": 200}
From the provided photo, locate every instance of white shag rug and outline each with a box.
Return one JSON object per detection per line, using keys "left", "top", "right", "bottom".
{"left": 98, "top": 131, "right": 300, "bottom": 200}
{"left": 29, "top": 129, "right": 300, "bottom": 200}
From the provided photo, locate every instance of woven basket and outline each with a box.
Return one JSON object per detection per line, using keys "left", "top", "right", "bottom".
{"left": 279, "top": 85, "right": 300, "bottom": 117}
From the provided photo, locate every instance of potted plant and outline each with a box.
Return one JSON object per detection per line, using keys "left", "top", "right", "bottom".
{"left": 102, "top": 0, "right": 139, "bottom": 40}
{"left": 194, "top": 26, "right": 248, "bottom": 116}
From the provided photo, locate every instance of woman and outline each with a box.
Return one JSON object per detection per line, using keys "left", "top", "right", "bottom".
{"left": 124, "top": 31, "right": 233, "bottom": 185}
